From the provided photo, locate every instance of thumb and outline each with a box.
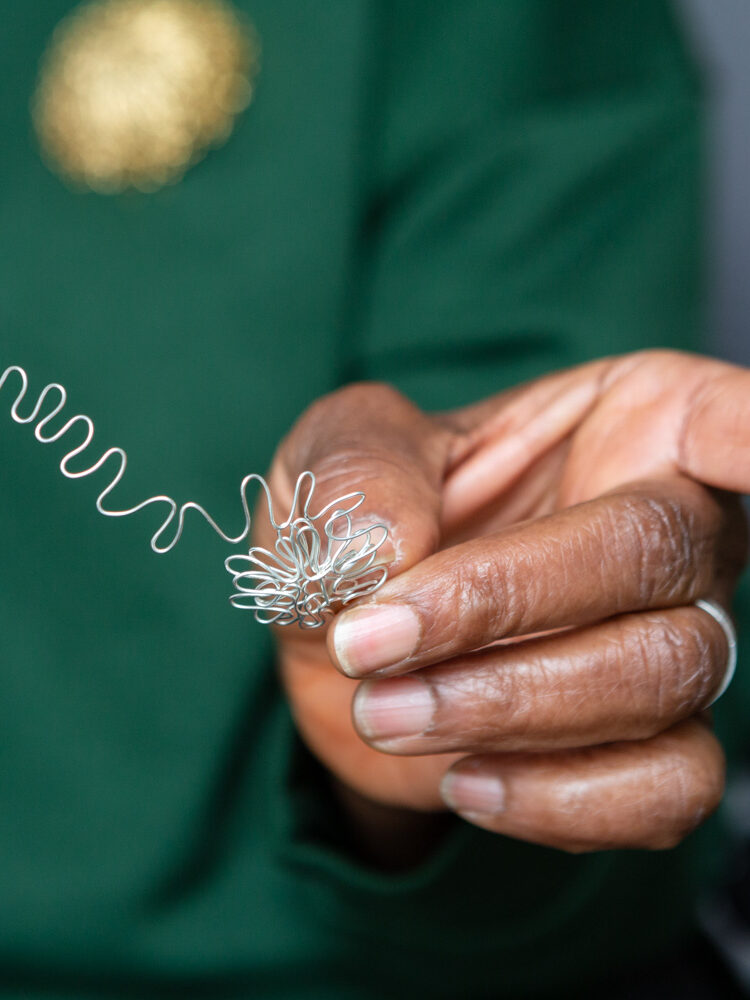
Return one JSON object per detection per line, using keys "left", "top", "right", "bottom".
{"left": 679, "top": 362, "right": 750, "bottom": 495}
{"left": 270, "top": 380, "right": 452, "bottom": 589}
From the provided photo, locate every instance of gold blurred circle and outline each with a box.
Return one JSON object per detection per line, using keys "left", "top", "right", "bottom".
{"left": 32, "top": 0, "right": 259, "bottom": 192}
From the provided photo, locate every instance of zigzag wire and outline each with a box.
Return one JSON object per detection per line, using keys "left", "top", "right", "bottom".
{"left": 1, "top": 365, "right": 388, "bottom": 626}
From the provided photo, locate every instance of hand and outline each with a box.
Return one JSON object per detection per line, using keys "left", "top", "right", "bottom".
{"left": 258, "top": 351, "right": 749, "bottom": 854}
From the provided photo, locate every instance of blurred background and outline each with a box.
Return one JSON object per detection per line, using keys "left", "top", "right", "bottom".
{"left": 678, "top": 0, "right": 750, "bottom": 366}
{"left": 678, "top": 3, "right": 750, "bottom": 989}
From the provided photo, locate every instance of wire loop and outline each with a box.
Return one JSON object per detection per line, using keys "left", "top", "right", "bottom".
{"left": 1, "top": 365, "right": 389, "bottom": 627}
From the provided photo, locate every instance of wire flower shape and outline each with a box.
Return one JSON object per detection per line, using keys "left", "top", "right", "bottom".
{"left": 1, "top": 365, "right": 389, "bottom": 628}
{"left": 225, "top": 472, "right": 388, "bottom": 628}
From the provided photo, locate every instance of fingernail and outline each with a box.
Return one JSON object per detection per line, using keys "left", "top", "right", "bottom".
{"left": 333, "top": 604, "right": 421, "bottom": 677}
{"left": 353, "top": 677, "right": 435, "bottom": 742}
{"left": 441, "top": 770, "right": 506, "bottom": 815}
{"left": 350, "top": 518, "right": 396, "bottom": 567}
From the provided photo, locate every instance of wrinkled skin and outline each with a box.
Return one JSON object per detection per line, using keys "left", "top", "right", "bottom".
{"left": 254, "top": 351, "right": 749, "bottom": 855}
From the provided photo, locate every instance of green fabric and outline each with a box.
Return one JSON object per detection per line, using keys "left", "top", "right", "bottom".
{"left": 0, "top": 2, "right": 742, "bottom": 997}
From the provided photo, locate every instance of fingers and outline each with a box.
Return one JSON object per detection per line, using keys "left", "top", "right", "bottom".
{"left": 329, "top": 477, "right": 725, "bottom": 677}
{"left": 440, "top": 717, "right": 725, "bottom": 852}
{"left": 267, "top": 383, "right": 453, "bottom": 579}
{"left": 350, "top": 605, "right": 731, "bottom": 754}
{"left": 441, "top": 360, "right": 612, "bottom": 527}
{"left": 442, "top": 351, "right": 750, "bottom": 523}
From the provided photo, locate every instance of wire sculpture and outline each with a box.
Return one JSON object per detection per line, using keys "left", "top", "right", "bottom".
{"left": 225, "top": 475, "right": 388, "bottom": 627}
{"left": 0, "top": 365, "right": 389, "bottom": 627}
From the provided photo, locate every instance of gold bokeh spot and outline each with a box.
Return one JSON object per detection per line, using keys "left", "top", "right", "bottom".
{"left": 32, "top": 0, "right": 259, "bottom": 193}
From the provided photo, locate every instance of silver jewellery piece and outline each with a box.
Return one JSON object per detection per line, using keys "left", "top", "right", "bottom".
{"left": 1, "top": 365, "right": 389, "bottom": 628}
{"left": 695, "top": 599, "right": 738, "bottom": 706}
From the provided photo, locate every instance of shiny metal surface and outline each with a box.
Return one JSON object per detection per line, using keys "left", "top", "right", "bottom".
{"left": 1, "top": 365, "right": 388, "bottom": 627}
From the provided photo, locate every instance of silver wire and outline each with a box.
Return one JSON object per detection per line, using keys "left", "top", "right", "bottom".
{"left": 1, "top": 365, "right": 389, "bottom": 627}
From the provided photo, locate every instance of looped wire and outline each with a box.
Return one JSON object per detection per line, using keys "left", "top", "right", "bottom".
{"left": 1, "top": 365, "right": 389, "bottom": 626}
{"left": 226, "top": 473, "right": 388, "bottom": 628}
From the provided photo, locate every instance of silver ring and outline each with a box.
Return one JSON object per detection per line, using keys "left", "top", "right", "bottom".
{"left": 694, "top": 599, "right": 738, "bottom": 706}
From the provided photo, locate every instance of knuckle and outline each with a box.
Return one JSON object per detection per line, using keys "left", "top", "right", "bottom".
{"left": 609, "top": 491, "right": 704, "bottom": 606}
{"left": 640, "top": 739, "right": 725, "bottom": 850}
{"left": 449, "top": 562, "right": 498, "bottom": 650}
{"left": 451, "top": 665, "right": 525, "bottom": 742}
{"left": 547, "top": 728, "right": 725, "bottom": 853}
{"left": 445, "top": 548, "right": 524, "bottom": 644}
{"left": 634, "top": 613, "right": 719, "bottom": 720}
{"left": 424, "top": 544, "right": 542, "bottom": 674}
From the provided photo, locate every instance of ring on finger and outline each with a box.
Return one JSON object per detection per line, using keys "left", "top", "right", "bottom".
{"left": 695, "top": 599, "right": 737, "bottom": 706}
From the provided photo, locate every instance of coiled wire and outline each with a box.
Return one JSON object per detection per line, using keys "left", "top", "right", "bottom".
{"left": 1, "top": 365, "right": 388, "bottom": 627}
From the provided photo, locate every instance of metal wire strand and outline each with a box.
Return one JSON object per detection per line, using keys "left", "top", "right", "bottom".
{"left": 1, "top": 365, "right": 389, "bottom": 627}
{"left": 226, "top": 476, "right": 389, "bottom": 628}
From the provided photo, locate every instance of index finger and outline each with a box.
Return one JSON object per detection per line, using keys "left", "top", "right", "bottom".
{"left": 328, "top": 477, "right": 726, "bottom": 678}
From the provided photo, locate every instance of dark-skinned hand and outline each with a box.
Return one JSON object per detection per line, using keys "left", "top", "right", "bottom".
{"left": 254, "top": 351, "right": 749, "bottom": 855}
